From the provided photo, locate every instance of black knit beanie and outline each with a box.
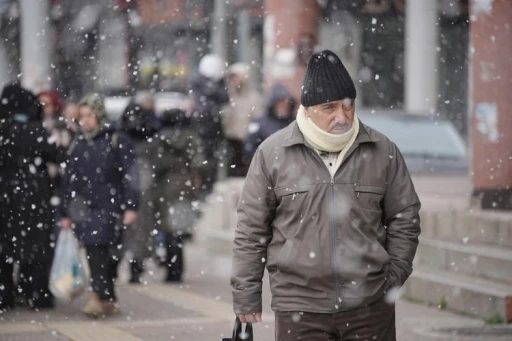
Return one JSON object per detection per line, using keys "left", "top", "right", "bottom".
{"left": 301, "top": 49, "right": 356, "bottom": 107}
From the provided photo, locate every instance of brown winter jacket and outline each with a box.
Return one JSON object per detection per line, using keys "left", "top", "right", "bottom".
{"left": 231, "top": 120, "right": 421, "bottom": 314}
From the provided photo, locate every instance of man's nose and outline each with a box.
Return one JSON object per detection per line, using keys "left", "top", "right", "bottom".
{"left": 334, "top": 109, "right": 347, "bottom": 123}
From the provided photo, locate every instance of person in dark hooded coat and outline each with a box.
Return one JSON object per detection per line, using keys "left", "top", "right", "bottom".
{"left": 118, "top": 101, "right": 160, "bottom": 284}
{"left": 59, "top": 93, "right": 139, "bottom": 317}
{"left": 149, "top": 108, "right": 206, "bottom": 282}
{"left": 0, "top": 84, "right": 62, "bottom": 312}
{"left": 243, "top": 83, "right": 296, "bottom": 163}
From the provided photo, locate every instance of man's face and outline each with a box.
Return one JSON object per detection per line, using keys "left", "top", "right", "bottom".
{"left": 306, "top": 99, "right": 355, "bottom": 134}
{"left": 79, "top": 105, "right": 98, "bottom": 132}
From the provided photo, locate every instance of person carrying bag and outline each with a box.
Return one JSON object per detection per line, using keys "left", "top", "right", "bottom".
{"left": 59, "top": 93, "right": 139, "bottom": 317}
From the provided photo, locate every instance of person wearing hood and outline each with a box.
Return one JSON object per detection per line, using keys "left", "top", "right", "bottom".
{"left": 0, "top": 84, "right": 63, "bottom": 312}
{"left": 222, "top": 63, "right": 263, "bottom": 177}
{"left": 243, "top": 83, "right": 296, "bottom": 164}
{"left": 189, "top": 54, "right": 230, "bottom": 195}
{"left": 149, "top": 108, "right": 206, "bottom": 282}
{"left": 118, "top": 98, "right": 161, "bottom": 284}
{"left": 59, "top": 93, "right": 139, "bottom": 317}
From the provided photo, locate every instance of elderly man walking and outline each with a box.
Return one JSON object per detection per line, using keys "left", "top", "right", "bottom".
{"left": 231, "top": 50, "right": 421, "bottom": 341}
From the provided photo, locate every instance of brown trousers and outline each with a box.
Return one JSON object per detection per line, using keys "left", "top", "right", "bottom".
{"left": 275, "top": 297, "right": 395, "bottom": 341}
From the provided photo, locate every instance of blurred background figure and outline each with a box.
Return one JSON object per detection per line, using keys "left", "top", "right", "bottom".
{"left": 222, "top": 63, "right": 263, "bottom": 177}
{"left": 38, "top": 89, "right": 63, "bottom": 132}
{"left": 244, "top": 83, "right": 296, "bottom": 163}
{"left": 150, "top": 108, "right": 206, "bottom": 283}
{"left": 118, "top": 95, "right": 160, "bottom": 284}
{"left": 62, "top": 101, "right": 80, "bottom": 134}
{"left": 0, "top": 84, "right": 63, "bottom": 312}
{"left": 59, "top": 93, "right": 139, "bottom": 317}
{"left": 38, "top": 91, "right": 74, "bottom": 237}
{"left": 189, "top": 54, "right": 229, "bottom": 195}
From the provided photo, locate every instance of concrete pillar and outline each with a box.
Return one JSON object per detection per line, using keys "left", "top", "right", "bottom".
{"left": 237, "top": 10, "right": 251, "bottom": 64}
{"left": 470, "top": 0, "right": 512, "bottom": 210}
{"left": 20, "top": 0, "right": 51, "bottom": 92}
{"left": 211, "top": 0, "right": 228, "bottom": 62}
{"left": 405, "top": 0, "right": 438, "bottom": 114}
{"left": 263, "top": 0, "right": 320, "bottom": 101}
{"left": 0, "top": 39, "right": 12, "bottom": 88}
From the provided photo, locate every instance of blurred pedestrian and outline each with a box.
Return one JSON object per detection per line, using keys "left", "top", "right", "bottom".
{"left": 62, "top": 101, "right": 80, "bottom": 134}
{"left": 0, "top": 84, "right": 62, "bottom": 312}
{"left": 38, "top": 89, "right": 63, "bottom": 132}
{"left": 59, "top": 93, "right": 139, "bottom": 317}
{"left": 231, "top": 50, "right": 421, "bottom": 340}
{"left": 222, "top": 63, "right": 263, "bottom": 177}
{"left": 243, "top": 83, "right": 296, "bottom": 163}
{"left": 118, "top": 98, "right": 160, "bottom": 284}
{"left": 189, "top": 54, "right": 229, "bottom": 195}
{"left": 38, "top": 92, "right": 74, "bottom": 239}
{"left": 151, "top": 108, "right": 206, "bottom": 282}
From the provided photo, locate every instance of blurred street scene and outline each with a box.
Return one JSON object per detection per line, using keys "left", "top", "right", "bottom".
{"left": 0, "top": 0, "right": 511, "bottom": 340}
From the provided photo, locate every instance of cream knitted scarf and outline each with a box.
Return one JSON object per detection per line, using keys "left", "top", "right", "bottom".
{"left": 296, "top": 105, "right": 359, "bottom": 171}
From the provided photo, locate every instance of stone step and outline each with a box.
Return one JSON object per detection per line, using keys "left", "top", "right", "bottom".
{"left": 402, "top": 265, "right": 512, "bottom": 322}
{"left": 415, "top": 238, "right": 512, "bottom": 284}
{"left": 419, "top": 209, "right": 512, "bottom": 248}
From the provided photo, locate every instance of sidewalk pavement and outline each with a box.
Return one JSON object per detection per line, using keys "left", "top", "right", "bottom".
{"left": 1, "top": 242, "right": 511, "bottom": 341}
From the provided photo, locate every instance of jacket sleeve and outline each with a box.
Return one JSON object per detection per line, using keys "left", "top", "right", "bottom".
{"left": 117, "top": 134, "right": 139, "bottom": 211}
{"left": 382, "top": 143, "right": 421, "bottom": 288}
{"left": 231, "top": 146, "right": 276, "bottom": 314}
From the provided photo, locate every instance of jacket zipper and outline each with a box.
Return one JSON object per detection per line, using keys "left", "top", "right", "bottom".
{"left": 305, "top": 146, "right": 360, "bottom": 311}
{"left": 330, "top": 176, "right": 341, "bottom": 309}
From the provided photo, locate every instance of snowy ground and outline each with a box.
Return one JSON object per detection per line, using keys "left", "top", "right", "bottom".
{"left": 0, "top": 242, "right": 510, "bottom": 341}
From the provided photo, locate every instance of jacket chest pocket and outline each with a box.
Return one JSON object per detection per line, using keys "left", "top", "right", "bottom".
{"left": 355, "top": 184, "right": 385, "bottom": 212}
{"left": 274, "top": 186, "right": 311, "bottom": 237}
{"left": 275, "top": 186, "right": 310, "bottom": 208}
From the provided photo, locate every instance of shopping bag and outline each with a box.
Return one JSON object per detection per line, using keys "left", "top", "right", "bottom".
{"left": 222, "top": 317, "right": 253, "bottom": 341}
{"left": 49, "top": 229, "right": 88, "bottom": 301}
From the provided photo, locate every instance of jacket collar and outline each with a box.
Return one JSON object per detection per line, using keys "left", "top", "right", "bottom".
{"left": 283, "top": 120, "right": 380, "bottom": 148}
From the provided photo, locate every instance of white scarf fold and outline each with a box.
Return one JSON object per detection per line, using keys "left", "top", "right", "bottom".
{"left": 296, "top": 105, "right": 360, "bottom": 171}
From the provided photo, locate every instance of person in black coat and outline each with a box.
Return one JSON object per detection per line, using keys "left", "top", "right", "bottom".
{"left": 189, "top": 54, "right": 229, "bottom": 196}
{"left": 59, "top": 93, "right": 139, "bottom": 317}
{"left": 244, "top": 83, "right": 296, "bottom": 163}
{"left": 118, "top": 100, "right": 160, "bottom": 284}
{"left": 0, "top": 84, "right": 62, "bottom": 312}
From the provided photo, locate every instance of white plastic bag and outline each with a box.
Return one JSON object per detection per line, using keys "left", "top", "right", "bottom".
{"left": 49, "top": 229, "right": 89, "bottom": 301}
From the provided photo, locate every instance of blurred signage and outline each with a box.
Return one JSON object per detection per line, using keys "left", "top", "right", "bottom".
{"left": 137, "top": 0, "right": 186, "bottom": 24}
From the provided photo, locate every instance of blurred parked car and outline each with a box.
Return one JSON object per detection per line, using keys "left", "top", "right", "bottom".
{"left": 105, "top": 92, "right": 191, "bottom": 121}
{"left": 358, "top": 110, "right": 468, "bottom": 175}
{"left": 153, "top": 92, "right": 191, "bottom": 115}
{"left": 104, "top": 96, "right": 131, "bottom": 121}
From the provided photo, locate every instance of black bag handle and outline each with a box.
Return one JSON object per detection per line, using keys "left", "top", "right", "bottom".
{"left": 222, "top": 317, "right": 253, "bottom": 341}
